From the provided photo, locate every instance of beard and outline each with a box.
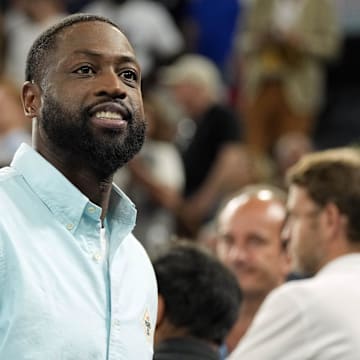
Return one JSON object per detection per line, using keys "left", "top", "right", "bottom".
{"left": 40, "top": 93, "right": 146, "bottom": 178}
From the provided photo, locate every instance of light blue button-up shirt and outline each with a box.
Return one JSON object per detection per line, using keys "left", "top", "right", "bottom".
{"left": 0, "top": 144, "right": 158, "bottom": 360}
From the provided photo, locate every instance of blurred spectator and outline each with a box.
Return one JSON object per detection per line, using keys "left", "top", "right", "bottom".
{"left": 215, "top": 184, "right": 289, "bottom": 355}
{"left": 63, "top": 0, "right": 92, "bottom": 13}
{"left": 229, "top": 147, "right": 360, "bottom": 359}
{"left": 314, "top": 0, "right": 360, "bottom": 149}
{"left": 237, "top": 0, "right": 340, "bottom": 158}
{"left": 3, "top": 0, "right": 67, "bottom": 87}
{"left": 273, "top": 131, "right": 314, "bottom": 188}
{"left": 0, "top": 10, "right": 6, "bottom": 73}
{"left": 182, "top": 0, "right": 241, "bottom": 76}
{"left": 114, "top": 94, "right": 185, "bottom": 258}
{"left": 0, "top": 6, "right": 31, "bottom": 166}
{"left": 83, "top": 0, "right": 184, "bottom": 88}
{"left": 0, "top": 78, "right": 31, "bottom": 166}
{"left": 159, "top": 54, "right": 256, "bottom": 235}
{"left": 153, "top": 242, "right": 242, "bottom": 360}
{"left": 152, "top": 0, "right": 187, "bottom": 26}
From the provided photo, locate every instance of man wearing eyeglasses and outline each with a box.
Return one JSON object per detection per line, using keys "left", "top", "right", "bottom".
{"left": 229, "top": 147, "right": 360, "bottom": 359}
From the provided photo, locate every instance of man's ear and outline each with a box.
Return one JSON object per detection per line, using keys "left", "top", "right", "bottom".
{"left": 22, "top": 81, "right": 41, "bottom": 119}
{"left": 324, "top": 203, "right": 347, "bottom": 245}
{"left": 324, "top": 202, "right": 342, "bottom": 238}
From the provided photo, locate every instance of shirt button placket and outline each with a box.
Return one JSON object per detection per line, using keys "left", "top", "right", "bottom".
{"left": 108, "top": 318, "right": 122, "bottom": 360}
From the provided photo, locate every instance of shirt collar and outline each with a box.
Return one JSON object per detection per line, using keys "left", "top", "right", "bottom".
{"left": 11, "top": 144, "right": 136, "bottom": 240}
{"left": 107, "top": 184, "right": 137, "bottom": 253}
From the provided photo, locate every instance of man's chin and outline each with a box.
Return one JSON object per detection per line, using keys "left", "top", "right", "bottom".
{"left": 237, "top": 275, "right": 270, "bottom": 296}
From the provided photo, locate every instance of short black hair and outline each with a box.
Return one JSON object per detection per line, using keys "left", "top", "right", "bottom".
{"left": 153, "top": 242, "right": 242, "bottom": 345}
{"left": 25, "top": 13, "right": 122, "bottom": 84}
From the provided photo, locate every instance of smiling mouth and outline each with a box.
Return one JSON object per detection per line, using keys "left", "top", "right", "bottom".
{"left": 95, "top": 111, "right": 122, "bottom": 120}
{"left": 88, "top": 99, "right": 132, "bottom": 131}
{"left": 90, "top": 110, "right": 129, "bottom": 130}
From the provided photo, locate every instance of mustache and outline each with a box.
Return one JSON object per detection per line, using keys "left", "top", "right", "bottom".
{"left": 232, "top": 262, "right": 257, "bottom": 273}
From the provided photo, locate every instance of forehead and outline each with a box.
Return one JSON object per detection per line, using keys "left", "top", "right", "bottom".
{"left": 220, "top": 197, "right": 285, "bottom": 232}
{"left": 54, "top": 21, "right": 136, "bottom": 61}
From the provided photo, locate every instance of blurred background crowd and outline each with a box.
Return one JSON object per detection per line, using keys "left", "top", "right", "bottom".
{"left": 0, "top": 0, "right": 359, "bottom": 257}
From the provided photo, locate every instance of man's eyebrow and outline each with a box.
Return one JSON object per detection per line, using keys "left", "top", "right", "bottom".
{"left": 71, "top": 49, "right": 140, "bottom": 68}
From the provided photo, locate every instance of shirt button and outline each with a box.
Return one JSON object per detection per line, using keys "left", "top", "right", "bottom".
{"left": 113, "top": 319, "right": 121, "bottom": 327}
{"left": 88, "top": 206, "right": 96, "bottom": 213}
{"left": 93, "top": 252, "right": 102, "bottom": 262}
{"left": 66, "top": 223, "right": 74, "bottom": 230}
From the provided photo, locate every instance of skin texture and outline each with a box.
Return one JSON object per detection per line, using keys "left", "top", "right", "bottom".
{"left": 22, "top": 21, "right": 146, "bottom": 218}
{"left": 217, "top": 196, "right": 288, "bottom": 297}
{"left": 286, "top": 185, "right": 328, "bottom": 276}
{"left": 286, "top": 183, "right": 360, "bottom": 277}
{"left": 216, "top": 194, "right": 289, "bottom": 352}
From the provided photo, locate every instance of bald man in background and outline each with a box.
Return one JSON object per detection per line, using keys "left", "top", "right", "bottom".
{"left": 216, "top": 185, "right": 290, "bottom": 355}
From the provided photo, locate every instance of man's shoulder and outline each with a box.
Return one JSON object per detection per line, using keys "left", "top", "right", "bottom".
{"left": 0, "top": 166, "right": 18, "bottom": 182}
{"left": 267, "top": 278, "right": 319, "bottom": 306}
{"left": 0, "top": 166, "right": 21, "bottom": 194}
{"left": 269, "top": 273, "right": 353, "bottom": 309}
{"left": 0, "top": 167, "right": 28, "bottom": 228}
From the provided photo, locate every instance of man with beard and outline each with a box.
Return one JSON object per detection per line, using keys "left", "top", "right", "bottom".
{"left": 229, "top": 147, "right": 360, "bottom": 359}
{"left": 0, "top": 14, "right": 157, "bottom": 359}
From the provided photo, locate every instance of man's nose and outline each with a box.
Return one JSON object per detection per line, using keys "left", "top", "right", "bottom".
{"left": 95, "top": 69, "right": 127, "bottom": 99}
{"left": 228, "top": 245, "right": 247, "bottom": 263}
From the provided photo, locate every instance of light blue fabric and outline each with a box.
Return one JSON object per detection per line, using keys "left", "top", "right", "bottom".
{"left": 0, "top": 143, "right": 157, "bottom": 360}
{"left": 219, "top": 343, "right": 229, "bottom": 359}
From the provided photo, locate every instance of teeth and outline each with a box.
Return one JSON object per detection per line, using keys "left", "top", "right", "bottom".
{"left": 95, "top": 111, "right": 121, "bottom": 119}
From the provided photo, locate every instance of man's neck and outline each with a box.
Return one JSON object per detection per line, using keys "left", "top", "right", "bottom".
{"left": 226, "top": 293, "right": 266, "bottom": 353}
{"left": 242, "top": 293, "right": 267, "bottom": 314}
{"left": 60, "top": 168, "right": 113, "bottom": 222}
{"left": 35, "top": 142, "right": 114, "bottom": 220}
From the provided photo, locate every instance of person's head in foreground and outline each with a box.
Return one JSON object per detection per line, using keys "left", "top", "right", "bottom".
{"left": 153, "top": 242, "right": 242, "bottom": 358}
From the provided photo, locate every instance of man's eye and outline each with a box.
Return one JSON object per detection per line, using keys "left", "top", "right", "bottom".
{"left": 248, "top": 236, "right": 265, "bottom": 247}
{"left": 74, "top": 66, "right": 95, "bottom": 75}
{"left": 222, "top": 235, "right": 234, "bottom": 246}
{"left": 121, "top": 70, "right": 138, "bottom": 82}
